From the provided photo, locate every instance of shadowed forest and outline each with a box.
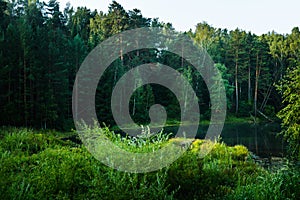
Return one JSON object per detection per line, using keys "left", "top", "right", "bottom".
{"left": 0, "top": 0, "right": 299, "bottom": 199}
{"left": 1, "top": 0, "right": 299, "bottom": 129}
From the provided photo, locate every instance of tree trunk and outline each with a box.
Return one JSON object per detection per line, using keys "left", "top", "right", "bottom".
{"left": 8, "top": 71, "right": 11, "bottom": 104}
{"left": 120, "top": 34, "right": 123, "bottom": 63}
{"left": 260, "top": 61, "right": 283, "bottom": 111}
{"left": 23, "top": 49, "right": 27, "bottom": 126}
{"left": 248, "top": 63, "right": 251, "bottom": 104}
{"left": 254, "top": 54, "right": 260, "bottom": 118}
{"left": 235, "top": 60, "right": 239, "bottom": 114}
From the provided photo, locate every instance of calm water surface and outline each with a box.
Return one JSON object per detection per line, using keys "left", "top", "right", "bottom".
{"left": 163, "top": 123, "right": 286, "bottom": 158}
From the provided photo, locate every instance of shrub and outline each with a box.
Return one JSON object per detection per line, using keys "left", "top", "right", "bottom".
{"left": 0, "top": 127, "right": 174, "bottom": 200}
{"left": 231, "top": 145, "right": 249, "bottom": 161}
{"left": 227, "top": 166, "right": 300, "bottom": 200}
{"left": 0, "top": 127, "right": 74, "bottom": 156}
{"left": 166, "top": 149, "right": 204, "bottom": 199}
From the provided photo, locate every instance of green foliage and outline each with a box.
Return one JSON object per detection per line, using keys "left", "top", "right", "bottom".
{"left": 277, "top": 65, "right": 300, "bottom": 160}
{"left": 0, "top": 128, "right": 174, "bottom": 200}
{"left": 0, "top": 0, "right": 296, "bottom": 129}
{"left": 167, "top": 150, "right": 204, "bottom": 199}
{"left": 166, "top": 139, "right": 260, "bottom": 199}
{"left": 97, "top": 125, "right": 171, "bottom": 153}
{"left": 231, "top": 145, "right": 249, "bottom": 160}
{"left": 1, "top": 0, "right": 300, "bottom": 197}
{"left": 0, "top": 127, "right": 73, "bottom": 155}
{"left": 1, "top": 127, "right": 299, "bottom": 199}
{"left": 237, "top": 100, "right": 253, "bottom": 117}
{"left": 227, "top": 166, "right": 300, "bottom": 200}
{"left": 215, "top": 63, "right": 235, "bottom": 110}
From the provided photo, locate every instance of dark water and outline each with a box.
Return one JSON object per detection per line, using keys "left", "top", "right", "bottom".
{"left": 163, "top": 123, "right": 286, "bottom": 158}
{"left": 116, "top": 123, "right": 286, "bottom": 158}
{"left": 220, "top": 123, "right": 286, "bottom": 157}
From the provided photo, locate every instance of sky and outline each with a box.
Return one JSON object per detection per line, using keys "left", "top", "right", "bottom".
{"left": 58, "top": 0, "right": 300, "bottom": 35}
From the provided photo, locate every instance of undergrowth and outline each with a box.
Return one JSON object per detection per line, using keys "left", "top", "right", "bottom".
{"left": 0, "top": 126, "right": 298, "bottom": 199}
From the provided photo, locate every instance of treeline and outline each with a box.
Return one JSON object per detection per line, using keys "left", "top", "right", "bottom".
{"left": 0, "top": 0, "right": 299, "bottom": 130}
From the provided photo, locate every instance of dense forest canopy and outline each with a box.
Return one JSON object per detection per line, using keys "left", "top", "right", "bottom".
{"left": 0, "top": 0, "right": 299, "bottom": 140}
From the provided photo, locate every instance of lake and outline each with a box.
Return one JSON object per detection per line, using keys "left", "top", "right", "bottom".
{"left": 164, "top": 123, "right": 286, "bottom": 158}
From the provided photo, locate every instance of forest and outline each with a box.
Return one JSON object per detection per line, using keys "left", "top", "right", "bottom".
{"left": 0, "top": 0, "right": 299, "bottom": 199}
{"left": 1, "top": 0, "right": 300, "bottom": 129}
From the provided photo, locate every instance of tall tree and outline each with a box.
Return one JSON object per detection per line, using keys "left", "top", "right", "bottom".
{"left": 277, "top": 65, "right": 300, "bottom": 159}
{"left": 228, "top": 29, "right": 248, "bottom": 114}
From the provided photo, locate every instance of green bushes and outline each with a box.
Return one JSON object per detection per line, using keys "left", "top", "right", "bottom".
{"left": 0, "top": 127, "right": 174, "bottom": 200}
{"left": 0, "top": 145, "right": 173, "bottom": 199}
{"left": 227, "top": 166, "right": 300, "bottom": 200}
{"left": 1, "top": 144, "right": 98, "bottom": 199}
{"left": 164, "top": 139, "right": 262, "bottom": 199}
{"left": 0, "top": 127, "right": 299, "bottom": 199}
{"left": 167, "top": 150, "right": 204, "bottom": 199}
{"left": 0, "top": 127, "right": 74, "bottom": 156}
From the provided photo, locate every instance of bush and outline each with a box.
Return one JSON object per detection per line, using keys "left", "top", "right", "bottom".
{"left": 231, "top": 145, "right": 249, "bottom": 161}
{"left": 166, "top": 150, "right": 204, "bottom": 199}
{"left": 165, "top": 140, "right": 260, "bottom": 199}
{"left": 0, "top": 127, "right": 74, "bottom": 156}
{"left": 0, "top": 146, "right": 97, "bottom": 199}
{"left": 0, "top": 127, "right": 174, "bottom": 200}
{"left": 227, "top": 166, "right": 300, "bottom": 200}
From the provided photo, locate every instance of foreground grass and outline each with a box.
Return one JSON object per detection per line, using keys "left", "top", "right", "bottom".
{"left": 0, "top": 127, "right": 299, "bottom": 199}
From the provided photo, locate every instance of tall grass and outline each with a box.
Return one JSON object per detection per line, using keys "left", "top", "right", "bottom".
{"left": 0, "top": 126, "right": 299, "bottom": 199}
{"left": 227, "top": 165, "right": 300, "bottom": 200}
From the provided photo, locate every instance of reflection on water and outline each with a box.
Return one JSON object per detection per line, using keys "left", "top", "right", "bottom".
{"left": 219, "top": 123, "right": 286, "bottom": 157}
{"left": 164, "top": 123, "right": 286, "bottom": 158}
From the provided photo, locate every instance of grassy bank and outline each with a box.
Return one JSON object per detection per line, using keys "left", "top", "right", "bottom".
{"left": 0, "top": 127, "right": 299, "bottom": 199}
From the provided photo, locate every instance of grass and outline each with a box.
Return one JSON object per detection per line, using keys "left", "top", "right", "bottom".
{"left": 0, "top": 126, "right": 299, "bottom": 199}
